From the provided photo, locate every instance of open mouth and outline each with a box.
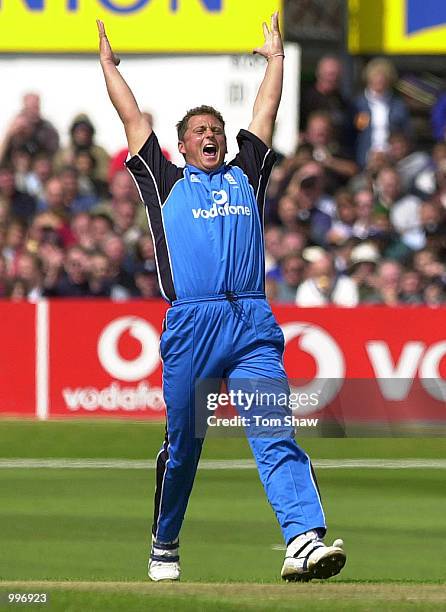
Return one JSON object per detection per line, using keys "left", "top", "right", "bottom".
{"left": 202, "top": 143, "right": 218, "bottom": 158}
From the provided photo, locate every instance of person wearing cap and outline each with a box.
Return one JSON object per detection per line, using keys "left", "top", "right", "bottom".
{"left": 348, "top": 242, "right": 381, "bottom": 302}
{"left": 54, "top": 114, "right": 110, "bottom": 182}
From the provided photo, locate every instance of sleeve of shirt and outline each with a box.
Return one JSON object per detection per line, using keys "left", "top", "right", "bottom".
{"left": 229, "top": 129, "right": 276, "bottom": 197}
{"left": 125, "top": 132, "right": 183, "bottom": 208}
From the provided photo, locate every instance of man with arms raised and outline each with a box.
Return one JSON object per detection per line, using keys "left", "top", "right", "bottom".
{"left": 97, "top": 13, "right": 346, "bottom": 582}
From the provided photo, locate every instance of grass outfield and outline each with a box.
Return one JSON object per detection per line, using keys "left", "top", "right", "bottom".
{"left": 0, "top": 421, "right": 445, "bottom": 610}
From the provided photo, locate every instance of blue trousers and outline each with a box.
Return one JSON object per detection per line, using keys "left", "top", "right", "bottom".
{"left": 153, "top": 294, "right": 326, "bottom": 544}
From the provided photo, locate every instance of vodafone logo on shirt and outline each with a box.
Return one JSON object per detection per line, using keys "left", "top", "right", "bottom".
{"left": 192, "top": 189, "right": 251, "bottom": 219}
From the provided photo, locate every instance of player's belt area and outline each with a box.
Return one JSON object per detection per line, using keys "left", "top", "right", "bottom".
{"left": 172, "top": 291, "right": 266, "bottom": 306}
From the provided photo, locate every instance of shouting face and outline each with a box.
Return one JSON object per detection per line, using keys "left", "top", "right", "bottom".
{"left": 178, "top": 114, "right": 227, "bottom": 172}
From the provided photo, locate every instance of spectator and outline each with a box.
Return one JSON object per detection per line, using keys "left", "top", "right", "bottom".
{"left": 102, "top": 233, "right": 137, "bottom": 298}
{"left": 54, "top": 114, "right": 109, "bottom": 182}
{"left": 365, "top": 260, "right": 402, "bottom": 306}
{"left": 70, "top": 212, "right": 94, "bottom": 250}
{"left": 93, "top": 168, "right": 145, "bottom": 229}
{"left": 352, "top": 189, "right": 375, "bottom": 239}
{"left": 23, "top": 153, "right": 54, "bottom": 200}
{"left": 90, "top": 212, "right": 114, "bottom": 249}
{"left": 37, "top": 177, "right": 74, "bottom": 247}
{"left": 38, "top": 241, "right": 64, "bottom": 292}
{"left": 413, "top": 248, "right": 445, "bottom": 282}
{"left": 302, "top": 112, "right": 358, "bottom": 193}
{"left": 10, "top": 147, "right": 33, "bottom": 192}
{"left": 414, "top": 143, "right": 446, "bottom": 198}
{"left": 112, "top": 200, "right": 142, "bottom": 249}
{"left": 7, "top": 278, "right": 29, "bottom": 302}
{"left": 59, "top": 166, "right": 97, "bottom": 214}
{"left": 282, "top": 230, "right": 307, "bottom": 257}
{"left": 399, "top": 270, "right": 424, "bottom": 305}
{"left": 348, "top": 149, "right": 391, "bottom": 194}
{"left": 15, "top": 251, "right": 44, "bottom": 301}
{"left": 326, "top": 189, "right": 357, "bottom": 245}
{"left": 2, "top": 219, "right": 27, "bottom": 275}
{"left": 286, "top": 162, "right": 333, "bottom": 246}
{"left": 300, "top": 55, "right": 354, "bottom": 148}
{"left": 134, "top": 265, "right": 161, "bottom": 298}
{"left": 264, "top": 226, "right": 284, "bottom": 275}
{"left": 419, "top": 200, "right": 446, "bottom": 256}
{"left": 387, "top": 132, "right": 430, "bottom": 193}
{"left": 367, "top": 215, "right": 412, "bottom": 264}
{"left": 74, "top": 149, "right": 109, "bottom": 200}
{"left": 0, "top": 92, "right": 59, "bottom": 163}
{"left": 353, "top": 58, "right": 411, "bottom": 168}
{"left": 424, "top": 279, "right": 445, "bottom": 306}
{"left": 276, "top": 194, "right": 300, "bottom": 232}
{"left": 87, "top": 251, "right": 112, "bottom": 298}
{"left": 276, "top": 252, "right": 305, "bottom": 303}
{"left": 348, "top": 242, "right": 380, "bottom": 302}
{"left": 374, "top": 166, "right": 422, "bottom": 250}
{"left": 44, "top": 245, "right": 90, "bottom": 297}
{"left": 0, "top": 165, "right": 37, "bottom": 222}
{"left": 295, "top": 248, "right": 359, "bottom": 306}
{"left": 39, "top": 176, "right": 65, "bottom": 215}
{"left": 131, "top": 234, "right": 157, "bottom": 271}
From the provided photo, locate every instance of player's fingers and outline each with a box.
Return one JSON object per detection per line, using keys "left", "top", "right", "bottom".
{"left": 96, "top": 18, "right": 105, "bottom": 37}
{"left": 262, "top": 21, "right": 269, "bottom": 39}
{"left": 271, "top": 11, "right": 279, "bottom": 32}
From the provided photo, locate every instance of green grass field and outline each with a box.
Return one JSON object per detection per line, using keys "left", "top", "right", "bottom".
{"left": 0, "top": 421, "right": 445, "bottom": 610}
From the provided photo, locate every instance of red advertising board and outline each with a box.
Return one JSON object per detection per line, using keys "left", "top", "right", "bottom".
{"left": 276, "top": 306, "right": 446, "bottom": 423}
{"left": 49, "top": 300, "right": 168, "bottom": 419}
{"left": 0, "top": 302, "right": 36, "bottom": 416}
{"left": 1, "top": 300, "right": 446, "bottom": 423}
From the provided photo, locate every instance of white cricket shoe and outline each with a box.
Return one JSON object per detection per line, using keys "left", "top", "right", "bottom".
{"left": 281, "top": 530, "right": 346, "bottom": 582}
{"left": 148, "top": 536, "right": 181, "bottom": 582}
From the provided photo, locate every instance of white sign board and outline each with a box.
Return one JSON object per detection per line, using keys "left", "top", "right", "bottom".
{"left": 0, "top": 44, "right": 299, "bottom": 164}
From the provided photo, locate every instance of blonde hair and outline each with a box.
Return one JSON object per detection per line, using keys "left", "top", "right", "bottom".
{"left": 364, "top": 58, "right": 397, "bottom": 88}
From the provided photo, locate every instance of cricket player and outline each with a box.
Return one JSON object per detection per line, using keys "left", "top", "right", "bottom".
{"left": 97, "top": 13, "right": 346, "bottom": 582}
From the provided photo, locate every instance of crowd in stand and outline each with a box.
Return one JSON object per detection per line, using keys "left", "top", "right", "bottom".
{"left": 2, "top": 55, "right": 446, "bottom": 306}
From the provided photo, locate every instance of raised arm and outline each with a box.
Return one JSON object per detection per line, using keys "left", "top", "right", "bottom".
{"left": 96, "top": 19, "right": 151, "bottom": 156}
{"left": 249, "top": 12, "right": 284, "bottom": 148}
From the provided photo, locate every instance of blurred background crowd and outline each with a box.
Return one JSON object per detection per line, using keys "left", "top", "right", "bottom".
{"left": 3, "top": 53, "right": 446, "bottom": 306}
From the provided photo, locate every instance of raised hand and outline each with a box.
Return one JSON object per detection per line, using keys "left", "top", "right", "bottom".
{"left": 96, "top": 19, "right": 120, "bottom": 66}
{"left": 253, "top": 11, "right": 284, "bottom": 60}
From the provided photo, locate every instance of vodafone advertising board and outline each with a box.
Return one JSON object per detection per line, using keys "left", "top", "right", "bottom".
{"left": 1, "top": 301, "right": 446, "bottom": 422}
{"left": 49, "top": 301, "right": 167, "bottom": 419}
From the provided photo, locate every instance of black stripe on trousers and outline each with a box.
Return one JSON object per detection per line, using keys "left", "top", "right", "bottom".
{"left": 152, "top": 426, "right": 169, "bottom": 535}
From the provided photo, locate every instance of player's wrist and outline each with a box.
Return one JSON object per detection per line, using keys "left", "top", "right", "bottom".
{"left": 267, "top": 53, "right": 285, "bottom": 61}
